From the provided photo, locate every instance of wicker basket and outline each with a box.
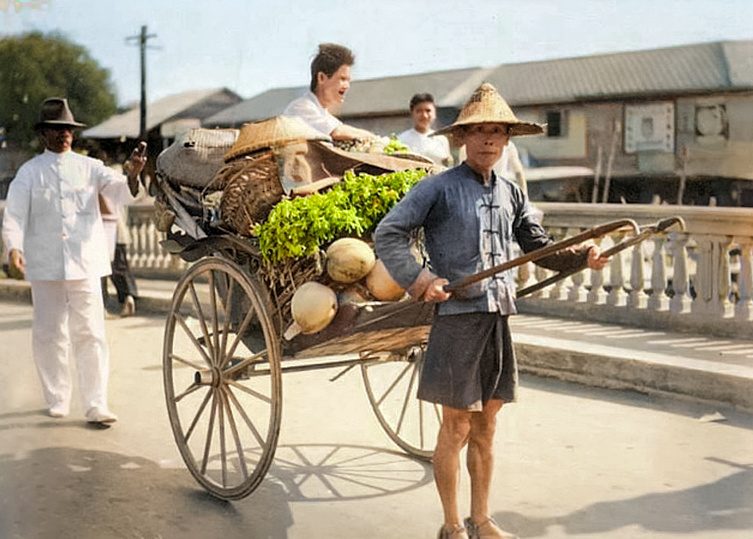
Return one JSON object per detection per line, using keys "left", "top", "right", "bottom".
{"left": 218, "top": 151, "right": 282, "bottom": 235}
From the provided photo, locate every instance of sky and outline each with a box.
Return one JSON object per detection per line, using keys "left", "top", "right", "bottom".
{"left": 1, "top": 0, "right": 752, "bottom": 107}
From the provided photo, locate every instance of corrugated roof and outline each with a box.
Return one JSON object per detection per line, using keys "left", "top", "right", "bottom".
{"left": 83, "top": 88, "right": 242, "bottom": 139}
{"left": 204, "top": 40, "right": 753, "bottom": 127}
{"left": 203, "top": 86, "right": 304, "bottom": 127}
{"left": 478, "top": 40, "right": 753, "bottom": 107}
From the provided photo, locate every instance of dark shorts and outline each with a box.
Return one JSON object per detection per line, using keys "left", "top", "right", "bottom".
{"left": 417, "top": 312, "right": 517, "bottom": 410}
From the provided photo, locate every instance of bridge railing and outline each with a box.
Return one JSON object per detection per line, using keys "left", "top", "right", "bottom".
{"left": 519, "top": 203, "right": 753, "bottom": 339}
{"left": 3, "top": 201, "right": 752, "bottom": 338}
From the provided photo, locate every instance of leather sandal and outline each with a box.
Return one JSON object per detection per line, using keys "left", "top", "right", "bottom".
{"left": 463, "top": 517, "right": 518, "bottom": 539}
{"left": 437, "top": 523, "right": 469, "bottom": 539}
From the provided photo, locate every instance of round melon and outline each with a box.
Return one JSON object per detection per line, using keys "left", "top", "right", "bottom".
{"left": 326, "top": 238, "right": 376, "bottom": 283}
{"left": 366, "top": 260, "right": 406, "bottom": 301}
{"left": 291, "top": 282, "right": 338, "bottom": 334}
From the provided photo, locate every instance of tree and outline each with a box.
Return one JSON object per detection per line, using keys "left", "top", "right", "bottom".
{"left": 0, "top": 32, "right": 117, "bottom": 150}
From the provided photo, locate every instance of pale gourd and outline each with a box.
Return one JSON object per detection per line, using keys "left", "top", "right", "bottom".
{"left": 291, "top": 282, "right": 338, "bottom": 334}
{"left": 366, "top": 259, "right": 406, "bottom": 301}
{"left": 326, "top": 238, "right": 376, "bottom": 283}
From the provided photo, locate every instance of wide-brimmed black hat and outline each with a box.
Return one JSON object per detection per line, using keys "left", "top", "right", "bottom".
{"left": 34, "top": 97, "right": 86, "bottom": 129}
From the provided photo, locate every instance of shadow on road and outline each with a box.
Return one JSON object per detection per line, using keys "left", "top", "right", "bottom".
{"left": 493, "top": 460, "right": 753, "bottom": 538}
{"left": 0, "top": 446, "right": 294, "bottom": 539}
{"left": 0, "top": 442, "right": 432, "bottom": 538}
{"left": 266, "top": 443, "right": 433, "bottom": 502}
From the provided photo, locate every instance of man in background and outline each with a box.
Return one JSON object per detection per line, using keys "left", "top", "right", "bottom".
{"left": 2, "top": 97, "right": 146, "bottom": 425}
{"left": 398, "top": 93, "right": 453, "bottom": 167}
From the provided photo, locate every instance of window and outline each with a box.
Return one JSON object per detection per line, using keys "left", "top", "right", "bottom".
{"left": 546, "top": 111, "right": 564, "bottom": 137}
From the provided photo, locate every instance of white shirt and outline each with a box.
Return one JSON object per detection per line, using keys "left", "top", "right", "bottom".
{"left": 2, "top": 149, "right": 134, "bottom": 281}
{"left": 282, "top": 91, "right": 341, "bottom": 137}
{"left": 397, "top": 128, "right": 452, "bottom": 165}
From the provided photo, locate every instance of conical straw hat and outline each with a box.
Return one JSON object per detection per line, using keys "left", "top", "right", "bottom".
{"left": 225, "top": 116, "right": 329, "bottom": 161}
{"left": 433, "top": 82, "right": 543, "bottom": 137}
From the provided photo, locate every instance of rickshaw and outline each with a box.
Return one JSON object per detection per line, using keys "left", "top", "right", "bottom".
{"left": 151, "top": 119, "right": 681, "bottom": 500}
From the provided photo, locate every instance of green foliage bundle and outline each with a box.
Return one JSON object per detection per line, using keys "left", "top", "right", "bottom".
{"left": 0, "top": 32, "right": 117, "bottom": 150}
{"left": 382, "top": 136, "right": 410, "bottom": 155}
{"left": 255, "top": 168, "right": 427, "bottom": 263}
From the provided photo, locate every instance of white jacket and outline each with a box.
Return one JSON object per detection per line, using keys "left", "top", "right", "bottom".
{"left": 2, "top": 149, "right": 134, "bottom": 281}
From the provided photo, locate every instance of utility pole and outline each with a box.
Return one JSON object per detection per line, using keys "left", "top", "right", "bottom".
{"left": 126, "top": 25, "right": 157, "bottom": 140}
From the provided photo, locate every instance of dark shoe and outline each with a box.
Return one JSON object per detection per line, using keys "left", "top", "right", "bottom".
{"left": 438, "top": 523, "right": 469, "bottom": 539}
{"left": 119, "top": 295, "right": 136, "bottom": 317}
{"left": 464, "top": 517, "right": 518, "bottom": 539}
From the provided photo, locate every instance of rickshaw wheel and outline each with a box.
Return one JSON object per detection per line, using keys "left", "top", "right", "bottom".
{"left": 163, "top": 256, "right": 282, "bottom": 500}
{"left": 361, "top": 345, "right": 441, "bottom": 461}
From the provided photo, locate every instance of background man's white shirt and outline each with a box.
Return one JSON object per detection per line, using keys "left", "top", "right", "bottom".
{"left": 282, "top": 91, "right": 341, "bottom": 137}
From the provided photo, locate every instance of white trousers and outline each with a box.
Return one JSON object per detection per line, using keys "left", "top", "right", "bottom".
{"left": 30, "top": 277, "right": 110, "bottom": 413}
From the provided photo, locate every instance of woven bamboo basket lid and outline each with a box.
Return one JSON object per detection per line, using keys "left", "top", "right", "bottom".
{"left": 225, "top": 116, "right": 328, "bottom": 161}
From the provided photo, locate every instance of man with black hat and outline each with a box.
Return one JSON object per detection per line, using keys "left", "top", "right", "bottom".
{"left": 375, "top": 83, "right": 609, "bottom": 539}
{"left": 2, "top": 97, "right": 147, "bottom": 425}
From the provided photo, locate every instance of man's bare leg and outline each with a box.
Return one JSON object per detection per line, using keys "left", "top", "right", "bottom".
{"left": 467, "top": 399, "right": 504, "bottom": 523}
{"left": 434, "top": 405, "right": 472, "bottom": 527}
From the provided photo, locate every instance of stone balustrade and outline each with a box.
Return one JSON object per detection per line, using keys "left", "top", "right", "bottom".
{"left": 127, "top": 203, "right": 188, "bottom": 276}
{"left": 520, "top": 203, "right": 753, "bottom": 339}
{"left": 3, "top": 200, "right": 752, "bottom": 338}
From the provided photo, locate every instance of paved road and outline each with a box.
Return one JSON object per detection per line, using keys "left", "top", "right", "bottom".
{"left": 1, "top": 300, "right": 752, "bottom": 539}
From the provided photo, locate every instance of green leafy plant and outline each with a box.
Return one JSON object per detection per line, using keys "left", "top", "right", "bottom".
{"left": 254, "top": 168, "right": 427, "bottom": 263}
{"left": 382, "top": 136, "right": 410, "bottom": 155}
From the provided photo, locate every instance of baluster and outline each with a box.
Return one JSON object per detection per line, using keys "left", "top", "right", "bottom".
{"left": 516, "top": 261, "right": 536, "bottom": 293}
{"left": 607, "top": 232, "right": 627, "bottom": 306}
{"left": 627, "top": 242, "right": 646, "bottom": 309}
{"left": 715, "top": 235, "right": 734, "bottom": 317}
{"left": 668, "top": 232, "right": 691, "bottom": 314}
{"left": 735, "top": 239, "right": 753, "bottom": 320}
{"left": 691, "top": 236, "right": 711, "bottom": 314}
{"left": 647, "top": 236, "right": 669, "bottom": 311}
{"left": 587, "top": 236, "right": 606, "bottom": 304}
{"left": 531, "top": 263, "right": 550, "bottom": 299}
{"left": 145, "top": 220, "right": 158, "bottom": 268}
{"left": 567, "top": 228, "right": 588, "bottom": 302}
{"left": 137, "top": 221, "right": 149, "bottom": 269}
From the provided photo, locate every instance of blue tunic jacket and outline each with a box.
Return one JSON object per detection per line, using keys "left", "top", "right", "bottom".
{"left": 374, "top": 163, "right": 587, "bottom": 316}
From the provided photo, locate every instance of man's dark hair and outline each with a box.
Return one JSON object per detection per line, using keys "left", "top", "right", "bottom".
{"left": 310, "top": 43, "right": 355, "bottom": 92}
{"left": 409, "top": 93, "right": 435, "bottom": 111}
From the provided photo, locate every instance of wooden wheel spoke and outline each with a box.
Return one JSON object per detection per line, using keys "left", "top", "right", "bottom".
{"left": 185, "top": 389, "right": 213, "bottom": 443}
{"left": 227, "top": 379, "right": 272, "bottom": 405}
{"left": 418, "top": 397, "right": 424, "bottom": 449}
{"left": 221, "top": 388, "right": 249, "bottom": 481}
{"left": 223, "top": 349, "right": 268, "bottom": 378}
{"left": 225, "top": 386, "right": 266, "bottom": 447}
{"left": 218, "top": 385, "right": 227, "bottom": 487}
{"left": 208, "top": 271, "right": 221, "bottom": 365}
{"left": 221, "top": 307, "right": 258, "bottom": 369}
{"left": 219, "top": 276, "right": 235, "bottom": 366}
{"left": 188, "top": 282, "right": 215, "bottom": 362}
{"left": 374, "top": 362, "right": 412, "bottom": 406}
{"left": 175, "top": 312, "right": 213, "bottom": 367}
{"left": 200, "top": 391, "right": 218, "bottom": 475}
{"left": 169, "top": 353, "right": 205, "bottom": 371}
{"left": 395, "top": 363, "right": 418, "bottom": 435}
{"left": 174, "top": 382, "right": 201, "bottom": 403}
